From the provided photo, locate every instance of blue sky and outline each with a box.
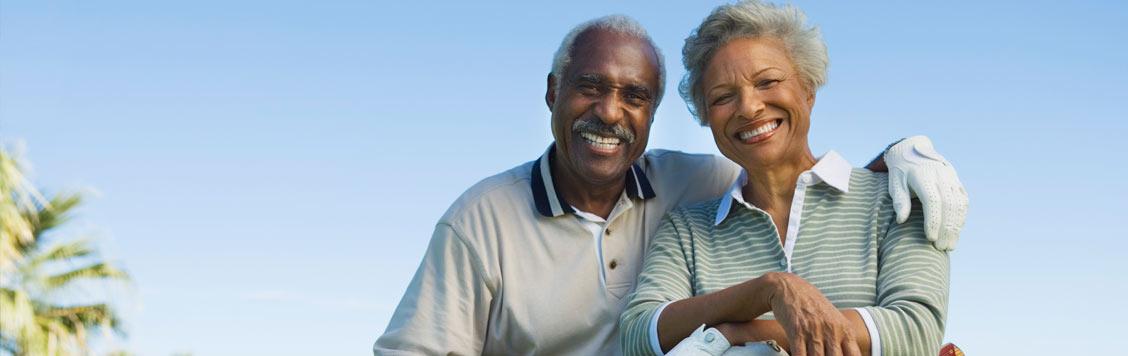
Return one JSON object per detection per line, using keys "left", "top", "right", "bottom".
{"left": 2, "top": 0, "right": 1126, "bottom": 354}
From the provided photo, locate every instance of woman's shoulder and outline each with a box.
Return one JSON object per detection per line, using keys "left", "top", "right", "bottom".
{"left": 848, "top": 167, "right": 888, "bottom": 191}
{"left": 677, "top": 196, "right": 725, "bottom": 219}
{"left": 660, "top": 197, "right": 725, "bottom": 233}
{"left": 843, "top": 168, "right": 894, "bottom": 204}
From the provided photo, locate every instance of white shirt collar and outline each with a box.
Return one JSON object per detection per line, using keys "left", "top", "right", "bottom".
{"left": 714, "top": 150, "right": 853, "bottom": 225}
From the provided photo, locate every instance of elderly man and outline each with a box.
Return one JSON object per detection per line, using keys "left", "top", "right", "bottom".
{"left": 374, "top": 15, "right": 967, "bottom": 355}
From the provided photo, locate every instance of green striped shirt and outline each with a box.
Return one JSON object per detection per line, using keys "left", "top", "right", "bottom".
{"left": 620, "top": 161, "right": 949, "bottom": 356}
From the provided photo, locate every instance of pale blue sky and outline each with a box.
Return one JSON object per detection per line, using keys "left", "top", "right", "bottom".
{"left": 2, "top": 0, "right": 1126, "bottom": 355}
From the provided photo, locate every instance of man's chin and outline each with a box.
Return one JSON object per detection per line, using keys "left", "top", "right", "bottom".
{"left": 574, "top": 162, "right": 632, "bottom": 186}
{"left": 564, "top": 142, "right": 638, "bottom": 185}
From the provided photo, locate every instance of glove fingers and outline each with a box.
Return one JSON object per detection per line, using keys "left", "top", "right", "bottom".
{"left": 889, "top": 168, "right": 911, "bottom": 224}
{"left": 938, "top": 183, "right": 968, "bottom": 251}
{"left": 912, "top": 173, "right": 942, "bottom": 243}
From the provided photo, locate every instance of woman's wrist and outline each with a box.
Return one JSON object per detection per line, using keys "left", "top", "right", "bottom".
{"left": 710, "top": 272, "right": 787, "bottom": 324}
{"left": 747, "top": 272, "right": 785, "bottom": 315}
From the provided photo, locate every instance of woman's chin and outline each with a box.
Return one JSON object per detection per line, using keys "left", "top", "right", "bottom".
{"left": 728, "top": 142, "right": 789, "bottom": 169}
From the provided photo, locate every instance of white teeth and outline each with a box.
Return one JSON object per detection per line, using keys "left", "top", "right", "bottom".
{"left": 739, "top": 120, "right": 780, "bottom": 140}
{"left": 581, "top": 132, "right": 622, "bottom": 149}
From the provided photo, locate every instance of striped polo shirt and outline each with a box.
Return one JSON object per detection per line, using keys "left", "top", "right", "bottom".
{"left": 620, "top": 151, "right": 950, "bottom": 356}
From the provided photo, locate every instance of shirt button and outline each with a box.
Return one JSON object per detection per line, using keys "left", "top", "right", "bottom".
{"left": 609, "top": 260, "right": 618, "bottom": 269}
{"left": 605, "top": 228, "right": 612, "bottom": 235}
{"left": 779, "top": 260, "right": 787, "bottom": 268}
{"left": 704, "top": 333, "right": 715, "bottom": 342}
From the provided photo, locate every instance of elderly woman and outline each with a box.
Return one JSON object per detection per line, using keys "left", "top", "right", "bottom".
{"left": 620, "top": 1, "right": 950, "bottom": 356}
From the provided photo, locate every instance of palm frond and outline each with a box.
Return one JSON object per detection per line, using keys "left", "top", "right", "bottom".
{"left": 1, "top": 149, "right": 47, "bottom": 250}
{"left": 0, "top": 287, "right": 46, "bottom": 356}
{"left": 41, "top": 262, "right": 130, "bottom": 292}
{"left": 39, "top": 304, "right": 120, "bottom": 328}
{"left": 28, "top": 240, "right": 96, "bottom": 267}
{"left": 31, "top": 194, "right": 82, "bottom": 238}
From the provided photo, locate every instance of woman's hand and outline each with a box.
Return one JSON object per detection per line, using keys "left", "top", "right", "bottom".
{"left": 766, "top": 272, "right": 863, "bottom": 356}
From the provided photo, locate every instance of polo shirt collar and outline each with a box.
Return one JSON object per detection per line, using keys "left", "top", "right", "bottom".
{"left": 531, "top": 144, "right": 656, "bottom": 217}
{"left": 714, "top": 150, "right": 852, "bottom": 225}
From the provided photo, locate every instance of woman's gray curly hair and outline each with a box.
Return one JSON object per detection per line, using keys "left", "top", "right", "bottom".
{"left": 679, "top": 0, "right": 829, "bottom": 126}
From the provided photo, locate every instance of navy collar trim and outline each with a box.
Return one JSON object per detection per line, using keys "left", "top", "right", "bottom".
{"left": 531, "top": 144, "right": 656, "bottom": 217}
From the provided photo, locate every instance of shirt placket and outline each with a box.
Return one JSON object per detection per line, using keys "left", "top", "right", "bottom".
{"left": 572, "top": 193, "right": 635, "bottom": 291}
{"left": 782, "top": 172, "right": 815, "bottom": 272}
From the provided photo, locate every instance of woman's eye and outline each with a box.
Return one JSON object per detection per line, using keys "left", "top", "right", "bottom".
{"left": 711, "top": 94, "right": 733, "bottom": 106}
{"left": 757, "top": 79, "right": 780, "bottom": 89}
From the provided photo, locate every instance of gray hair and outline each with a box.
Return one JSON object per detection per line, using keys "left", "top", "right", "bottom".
{"left": 550, "top": 15, "right": 667, "bottom": 111}
{"left": 680, "top": 0, "right": 829, "bottom": 125}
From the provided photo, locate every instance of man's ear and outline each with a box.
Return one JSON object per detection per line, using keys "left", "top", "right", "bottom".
{"left": 545, "top": 73, "right": 557, "bottom": 110}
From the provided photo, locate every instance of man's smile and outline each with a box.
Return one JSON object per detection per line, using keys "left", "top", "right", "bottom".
{"left": 579, "top": 132, "right": 625, "bottom": 154}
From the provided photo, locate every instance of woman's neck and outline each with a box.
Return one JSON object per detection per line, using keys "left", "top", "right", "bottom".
{"left": 741, "top": 150, "right": 817, "bottom": 240}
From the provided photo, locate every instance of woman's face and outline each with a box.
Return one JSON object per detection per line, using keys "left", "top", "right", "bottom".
{"left": 702, "top": 37, "right": 815, "bottom": 170}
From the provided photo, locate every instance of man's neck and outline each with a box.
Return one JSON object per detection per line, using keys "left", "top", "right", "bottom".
{"left": 551, "top": 154, "right": 625, "bottom": 220}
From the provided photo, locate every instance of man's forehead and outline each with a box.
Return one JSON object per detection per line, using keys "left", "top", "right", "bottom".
{"left": 566, "top": 29, "right": 660, "bottom": 88}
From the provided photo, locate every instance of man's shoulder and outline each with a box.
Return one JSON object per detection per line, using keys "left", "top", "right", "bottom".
{"left": 441, "top": 160, "right": 535, "bottom": 223}
{"left": 643, "top": 149, "right": 739, "bottom": 179}
{"left": 644, "top": 149, "right": 727, "bottom": 166}
{"left": 642, "top": 149, "right": 740, "bottom": 206}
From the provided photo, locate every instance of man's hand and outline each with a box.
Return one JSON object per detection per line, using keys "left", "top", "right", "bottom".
{"left": 884, "top": 136, "right": 968, "bottom": 251}
{"left": 766, "top": 273, "right": 862, "bottom": 356}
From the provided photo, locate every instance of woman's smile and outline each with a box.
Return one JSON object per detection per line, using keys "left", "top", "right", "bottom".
{"left": 735, "top": 118, "right": 783, "bottom": 144}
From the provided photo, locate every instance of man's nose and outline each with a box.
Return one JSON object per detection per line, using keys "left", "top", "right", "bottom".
{"left": 593, "top": 93, "right": 625, "bottom": 125}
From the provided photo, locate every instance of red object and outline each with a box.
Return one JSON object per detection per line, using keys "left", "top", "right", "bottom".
{"left": 939, "top": 343, "right": 964, "bottom": 356}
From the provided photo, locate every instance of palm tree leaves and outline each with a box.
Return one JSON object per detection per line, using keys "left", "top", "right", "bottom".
{"left": 1, "top": 149, "right": 46, "bottom": 273}
{"left": 23, "top": 194, "right": 83, "bottom": 254}
{"left": 42, "top": 261, "right": 130, "bottom": 292}
{"left": 1, "top": 147, "right": 132, "bottom": 355}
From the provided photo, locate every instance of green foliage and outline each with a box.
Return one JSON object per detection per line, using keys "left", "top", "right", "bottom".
{"left": 1, "top": 147, "right": 132, "bottom": 356}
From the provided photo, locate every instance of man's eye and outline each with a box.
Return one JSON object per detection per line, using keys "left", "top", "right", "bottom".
{"left": 625, "top": 93, "right": 648, "bottom": 105}
{"left": 577, "top": 84, "right": 599, "bottom": 94}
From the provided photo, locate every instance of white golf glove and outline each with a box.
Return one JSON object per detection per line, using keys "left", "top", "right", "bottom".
{"left": 666, "top": 325, "right": 789, "bottom": 356}
{"left": 885, "top": 136, "right": 968, "bottom": 251}
{"left": 666, "top": 325, "right": 730, "bottom": 356}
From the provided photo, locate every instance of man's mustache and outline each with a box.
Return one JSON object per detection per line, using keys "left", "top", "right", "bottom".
{"left": 572, "top": 119, "right": 636, "bottom": 144}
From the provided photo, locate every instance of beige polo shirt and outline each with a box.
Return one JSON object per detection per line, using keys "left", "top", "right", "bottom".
{"left": 374, "top": 145, "right": 739, "bottom": 355}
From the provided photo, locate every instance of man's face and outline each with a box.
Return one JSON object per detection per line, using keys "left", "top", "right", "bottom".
{"left": 546, "top": 29, "right": 660, "bottom": 187}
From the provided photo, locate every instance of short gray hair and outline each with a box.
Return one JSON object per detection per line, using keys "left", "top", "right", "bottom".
{"left": 680, "top": 0, "right": 829, "bottom": 125}
{"left": 550, "top": 15, "right": 667, "bottom": 110}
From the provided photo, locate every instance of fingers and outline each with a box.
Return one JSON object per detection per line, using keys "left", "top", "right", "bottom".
{"left": 888, "top": 168, "right": 911, "bottom": 224}
{"left": 936, "top": 181, "right": 968, "bottom": 251}
{"left": 821, "top": 339, "right": 841, "bottom": 356}
{"left": 807, "top": 338, "right": 826, "bottom": 356}
{"left": 842, "top": 333, "right": 863, "bottom": 356}
{"left": 910, "top": 171, "right": 942, "bottom": 243}
{"left": 791, "top": 338, "right": 808, "bottom": 356}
